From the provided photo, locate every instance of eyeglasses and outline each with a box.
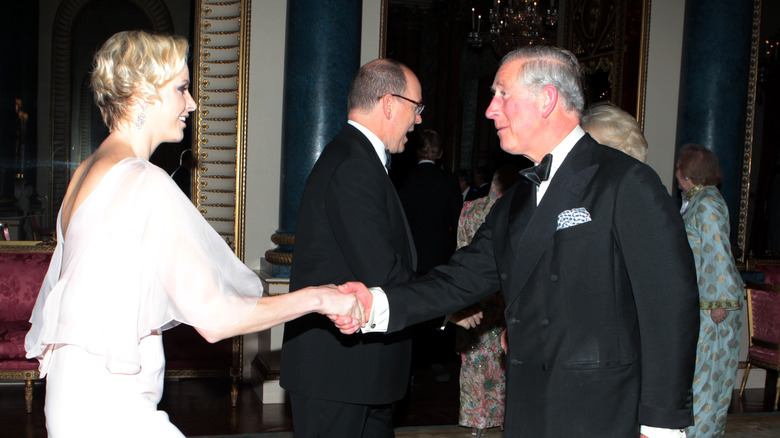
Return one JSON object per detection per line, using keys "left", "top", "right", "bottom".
{"left": 380, "top": 93, "right": 425, "bottom": 115}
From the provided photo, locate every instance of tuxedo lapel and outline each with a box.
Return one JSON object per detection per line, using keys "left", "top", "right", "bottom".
{"left": 391, "top": 186, "right": 418, "bottom": 271}
{"left": 508, "top": 181, "right": 537, "bottom": 256}
{"left": 505, "top": 139, "right": 599, "bottom": 306}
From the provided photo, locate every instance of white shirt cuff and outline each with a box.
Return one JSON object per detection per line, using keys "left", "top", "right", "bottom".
{"left": 640, "top": 425, "right": 686, "bottom": 438}
{"left": 361, "top": 287, "right": 389, "bottom": 333}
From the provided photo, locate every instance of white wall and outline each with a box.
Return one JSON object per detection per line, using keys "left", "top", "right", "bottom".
{"left": 244, "top": 1, "right": 287, "bottom": 270}
{"left": 361, "top": 0, "right": 384, "bottom": 64}
{"left": 643, "top": 0, "right": 685, "bottom": 192}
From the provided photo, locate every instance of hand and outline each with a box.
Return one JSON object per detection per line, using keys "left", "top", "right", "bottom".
{"left": 500, "top": 328, "right": 508, "bottom": 353}
{"left": 338, "top": 282, "right": 373, "bottom": 323}
{"left": 450, "top": 305, "right": 484, "bottom": 329}
{"left": 313, "top": 284, "right": 364, "bottom": 328}
{"left": 328, "top": 314, "right": 362, "bottom": 334}
{"left": 710, "top": 308, "right": 727, "bottom": 324}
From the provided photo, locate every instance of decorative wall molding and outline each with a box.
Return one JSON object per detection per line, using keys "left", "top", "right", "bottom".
{"left": 193, "top": 0, "right": 251, "bottom": 260}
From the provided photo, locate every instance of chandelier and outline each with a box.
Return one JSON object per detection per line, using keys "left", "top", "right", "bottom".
{"left": 468, "top": 0, "right": 558, "bottom": 55}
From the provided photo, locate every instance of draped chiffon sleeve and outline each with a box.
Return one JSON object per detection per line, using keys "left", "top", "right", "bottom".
{"left": 25, "top": 158, "right": 262, "bottom": 376}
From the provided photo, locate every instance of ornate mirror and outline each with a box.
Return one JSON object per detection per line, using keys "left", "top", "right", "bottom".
{"left": 737, "top": 0, "right": 780, "bottom": 264}
{"left": 1, "top": 0, "right": 250, "bottom": 261}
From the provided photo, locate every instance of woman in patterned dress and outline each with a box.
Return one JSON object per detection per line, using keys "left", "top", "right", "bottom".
{"left": 676, "top": 143, "right": 743, "bottom": 438}
{"left": 453, "top": 165, "right": 520, "bottom": 437}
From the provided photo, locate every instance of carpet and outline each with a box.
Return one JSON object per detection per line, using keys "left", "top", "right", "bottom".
{"left": 191, "top": 425, "right": 500, "bottom": 438}
{"left": 724, "top": 413, "right": 780, "bottom": 437}
{"left": 190, "top": 416, "right": 780, "bottom": 438}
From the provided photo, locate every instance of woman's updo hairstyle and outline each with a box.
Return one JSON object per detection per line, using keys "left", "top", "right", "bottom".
{"left": 90, "top": 30, "right": 189, "bottom": 131}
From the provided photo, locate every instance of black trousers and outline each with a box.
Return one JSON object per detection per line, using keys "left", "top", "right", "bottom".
{"left": 289, "top": 391, "right": 394, "bottom": 438}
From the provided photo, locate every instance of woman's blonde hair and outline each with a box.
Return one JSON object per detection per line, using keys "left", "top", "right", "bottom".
{"left": 581, "top": 102, "right": 648, "bottom": 162}
{"left": 90, "top": 30, "right": 189, "bottom": 131}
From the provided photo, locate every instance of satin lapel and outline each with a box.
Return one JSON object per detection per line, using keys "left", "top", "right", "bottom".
{"left": 505, "top": 139, "right": 599, "bottom": 307}
{"left": 508, "top": 180, "right": 538, "bottom": 257}
{"left": 390, "top": 182, "right": 418, "bottom": 271}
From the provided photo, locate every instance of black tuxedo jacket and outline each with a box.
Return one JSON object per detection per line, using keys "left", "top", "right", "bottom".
{"left": 398, "top": 162, "right": 462, "bottom": 274}
{"left": 280, "top": 124, "right": 417, "bottom": 405}
{"left": 465, "top": 183, "right": 490, "bottom": 201}
{"left": 384, "top": 135, "right": 700, "bottom": 436}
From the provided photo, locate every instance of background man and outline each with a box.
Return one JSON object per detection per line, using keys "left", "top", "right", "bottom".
{"left": 397, "top": 128, "right": 463, "bottom": 383}
{"left": 340, "top": 46, "right": 700, "bottom": 438}
{"left": 398, "top": 129, "right": 462, "bottom": 275}
{"left": 465, "top": 167, "right": 491, "bottom": 200}
{"left": 280, "top": 59, "right": 423, "bottom": 438}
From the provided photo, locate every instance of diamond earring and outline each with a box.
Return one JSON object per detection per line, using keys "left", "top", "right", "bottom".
{"left": 135, "top": 109, "right": 146, "bottom": 129}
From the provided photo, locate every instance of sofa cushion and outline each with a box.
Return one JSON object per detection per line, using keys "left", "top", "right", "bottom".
{"left": 0, "top": 252, "right": 52, "bottom": 322}
{"left": 756, "top": 263, "right": 780, "bottom": 287}
{"left": 163, "top": 324, "right": 233, "bottom": 370}
{"left": 0, "top": 321, "right": 34, "bottom": 360}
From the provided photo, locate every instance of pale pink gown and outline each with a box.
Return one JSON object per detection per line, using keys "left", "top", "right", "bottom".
{"left": 25, "top": 158, "right": 262, "bottom": 437}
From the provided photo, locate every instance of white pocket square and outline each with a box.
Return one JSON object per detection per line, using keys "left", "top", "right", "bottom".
{"left": 557, "top": 207, "right": 591, "bottom": 230}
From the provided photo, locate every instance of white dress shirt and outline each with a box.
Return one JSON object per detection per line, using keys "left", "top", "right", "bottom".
{"left": 536, "top": 125, "right": 583, "bottom": 204}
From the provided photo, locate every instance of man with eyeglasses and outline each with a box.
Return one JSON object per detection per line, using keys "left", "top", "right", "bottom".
{"left": 280, "top": 59, "right": 424, "bottom": 438}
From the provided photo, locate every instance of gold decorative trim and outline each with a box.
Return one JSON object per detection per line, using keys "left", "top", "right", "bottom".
{"left": 379, "top": 0, "right": 388, "bottom": 58}
{"left": 0, "top": 241, "right": 56, "bottom": 253}
{"left": 0, "top": 370, "right": 40, "bottom": 380}
{"left": 270, "top": 233, "right": 295, "bottom": 246}
{"left": 635, "top": 0, "right": 652, "bottom": 129}
{"left": 737, "top": 0, "right": 762, "bottom": 264}
{"left": 193, "top": 0, "right": 250, "bottom": 391}
{"left": 265, "top": 249, "right": 293, "bottom": 265}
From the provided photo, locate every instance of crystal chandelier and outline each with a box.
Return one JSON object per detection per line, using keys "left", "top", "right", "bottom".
{"left": 468, "top": 0, "right": 558, "bottom": 55}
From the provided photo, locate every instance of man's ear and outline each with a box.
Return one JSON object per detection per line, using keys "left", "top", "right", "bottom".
{"left": 380, "top": 94, "right": 394, "bottom": 120}
{"left": 540, "top": 84, "right": 558, "bottom": 119}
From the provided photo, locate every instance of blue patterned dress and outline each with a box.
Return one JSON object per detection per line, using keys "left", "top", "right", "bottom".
{"left": 682, "top": 186, "right": 743, "bottom": 438}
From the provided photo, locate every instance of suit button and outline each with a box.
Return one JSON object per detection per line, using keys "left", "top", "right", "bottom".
{"left": 507, "top": 318, "right": 520, "bottom": 325}
{"left": 511, "top": 359, "right": 523, "bottom": 366}
{"left": 500, "top": 273, "right": 507, "bottom": 280}
{"left": 550, "top": 274, "right": 559, "bottom": 282}
{"left": 541, "top": 319, "right": 549, "bottom": 326}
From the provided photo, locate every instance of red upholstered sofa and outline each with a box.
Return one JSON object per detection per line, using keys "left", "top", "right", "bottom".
{"left": 747, "top": 257, "right": 780, "bottom": 286}
{"left": 0, "top": 244, "right": 54, "bottom": 413}
{"left": 0, "top": 242, "right": 244, "bottom": 412}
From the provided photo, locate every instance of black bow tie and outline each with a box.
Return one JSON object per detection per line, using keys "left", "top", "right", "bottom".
{"left": 520, "top": 154, "right": 553, "bottom": 186}
{"left": 385, "top": 149, "right": 392, "bottom": 170}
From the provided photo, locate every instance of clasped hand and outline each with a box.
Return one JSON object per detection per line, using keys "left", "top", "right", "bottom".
{"left": 322, "top": 282, "right": 374, "bottom": 334}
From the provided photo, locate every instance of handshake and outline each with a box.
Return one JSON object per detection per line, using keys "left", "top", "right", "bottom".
{"left": 318, "top": 282, "right": 374, "bottom": 335}
{"left": 317, "top": 282, "right": 487, "bottom": 335}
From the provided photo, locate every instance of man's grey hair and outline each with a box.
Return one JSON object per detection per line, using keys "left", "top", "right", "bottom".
{"left": 348, "top": 59, "right": 408, "bottom": 112}
{"left": 500, "top": 46, "right": 585, "bottom": 115}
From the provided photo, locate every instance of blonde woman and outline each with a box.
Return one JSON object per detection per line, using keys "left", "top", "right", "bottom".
{"left": 581, "top": 102, "right": 648, "bottom": 162}
{"left": 25, "top": 30, "right": 361, "bottom": 438}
